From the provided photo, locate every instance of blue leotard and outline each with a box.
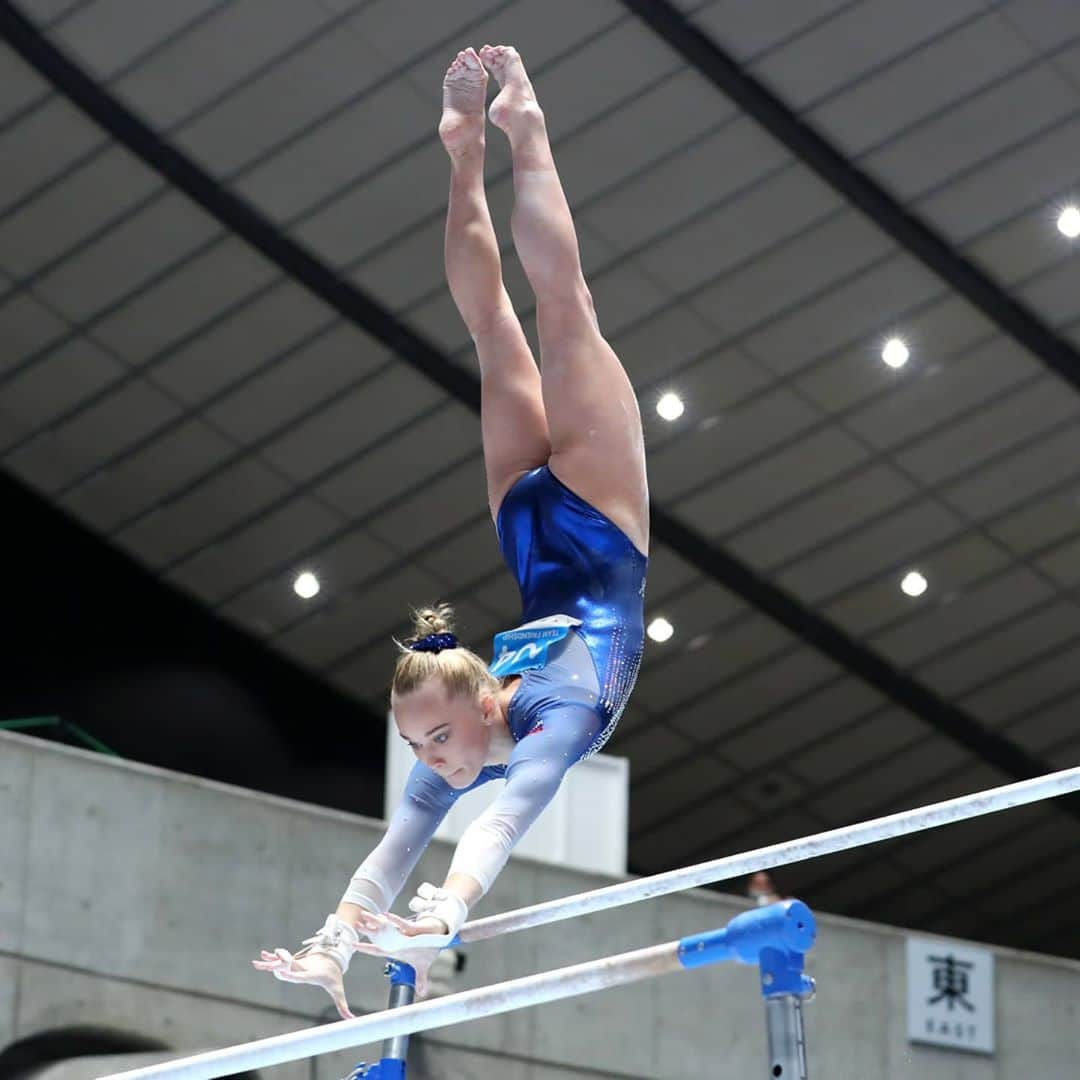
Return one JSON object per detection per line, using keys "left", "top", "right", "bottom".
{"left": 346, "top": 466, "right": 647, "bottom": 908}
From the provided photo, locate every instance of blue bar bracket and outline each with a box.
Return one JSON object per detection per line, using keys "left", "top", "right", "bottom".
{"left": 678, "top": 899, "right": 816, "bottom": 1000}
{"left": 346, "top": 962, "right": 418, "bottom": 1080}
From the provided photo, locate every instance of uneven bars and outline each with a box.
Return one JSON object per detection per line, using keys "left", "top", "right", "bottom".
{"left": 459, "top": 763, "right": 1080, "bottom": 942}
{"left": 101, "top": 916, "right": 774, "bottom": 1080}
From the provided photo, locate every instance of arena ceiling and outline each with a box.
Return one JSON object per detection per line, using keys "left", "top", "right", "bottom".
{"left": 2, "top": 0, "right": 1080, "bottom": 958}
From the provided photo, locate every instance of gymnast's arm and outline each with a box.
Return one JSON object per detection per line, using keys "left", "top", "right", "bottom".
{"left": 338, "top": 759, "right": 461, "bottom": 920}
{"left": 401, "top": 705, "right": 600, "bottom": 935}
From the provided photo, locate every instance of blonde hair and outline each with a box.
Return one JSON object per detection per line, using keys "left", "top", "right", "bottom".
{"left": 392, "top": 602, "right": 500, "bottom": 701}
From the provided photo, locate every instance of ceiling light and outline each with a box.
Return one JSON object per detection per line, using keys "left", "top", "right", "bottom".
{"left": 882, "top": 338, "right": 910, "bottom": 369}
{"left": 1058, "top": 206, "right": 1080, "bottom": 239}
{"left": 294, "top": 571, "right": 320, "bottom": 599}
{"left": 900, "top": 571, "right": 927, "bottom": 597}
{"left": 656, "top": 392, "right": 685, "bottom": 421}
{"left": 647, "top": 617, "right": 674, "bottom": 643}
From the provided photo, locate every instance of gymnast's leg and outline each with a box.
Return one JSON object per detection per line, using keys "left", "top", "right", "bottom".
{"left": 480, "top": 45, "right": 649, "bottom": 554}
{"left": 440, "top": 48, "right": 551, "bottom": 519}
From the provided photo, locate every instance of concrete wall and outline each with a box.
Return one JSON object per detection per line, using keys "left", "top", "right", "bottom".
{"left": 2, "top": 729, "right": 1079, "bottom": 1080}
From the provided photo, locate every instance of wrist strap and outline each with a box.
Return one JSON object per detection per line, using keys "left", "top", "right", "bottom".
{"left": 296, "top": 913, "right": 360, "bottom": 973}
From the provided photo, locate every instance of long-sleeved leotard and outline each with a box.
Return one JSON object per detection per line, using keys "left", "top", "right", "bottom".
{"left": 344, "top": 465, "right": 647, "bottom": 911}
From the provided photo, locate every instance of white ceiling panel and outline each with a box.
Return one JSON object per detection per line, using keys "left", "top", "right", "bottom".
{"left": 59, "top": 418, "right": 234, "bottom": 531}
{"left": 894, "top": 375, "right": 1080, "bottom": 486}
{"left": 843, "top": 337, "right": 1039, "bottom": 452}
{"left": 966, "top": 204, "right": 1073, "bottom": 286}
{"left": 824, "top": 534, "right": 1011, "bottom": 639}
{"left": 415, "top": 514, "right": 505, "bottom": 584}
{"left": 916, "top": 600, "right": 1080, "bottom": 699}
{"left": 807, "top": 737, "right": 970, "bottom": 820}
{"left": 990, "top": 488, "right": 1080, "bottom": 556}
{"left": 0, "top": 334, "right": 121, "bottom": 441}
{"left": 29, "top": 191, "right": 221, "bottom": 322}
{"left": 109, "top": 0, "right": 335, "bottom": 131}
{"left": 151, "top": 286, "right": 340, "bottom": 406}
{"left": 365, "top": 457, "right": 489, "bottom": 547}
{"left": 221, "top": 525, "right": 401, "bottom": 636}
{"left": 275, "top": 563, "right": 446, "bottom": 669}
{"left": 1007, "top": 688, "right": 1080, "bottom": 757}
{"left": 916, "top": 113, "right": 1080, "bottom": 242}
{"left": 0, "top": 96, "right": 107, "bottom": 217}
{"left": 996, "top": 0, "right": 1080, "bottom": 49}
{"left": 315, "top": 411, "right": 479, "bottom": 521}
{"left": 741, "top": 252, "right": 944, "bottom": 377}
{"left": 584, "top": 119, "right": 792, "bottom": 255}
{"left": 168, "top": 495, "right": 344, "bottom": 605}
{"left": 114, "top": 456, "right": 292, "bottom": 568}
{"left": 556, "top": 69, "right": 731, "bottom": 206}
{"left": 648, "top": 385, "right": 821, "bottom": 501}
{"left": 749, "top": 0, "right": 985, "bottom": 111}
{"left": 779, "top": 499, "right": 964, "bottom": 603}
{"left": 941, "top": 423, "right": 1080, "bottom": 521}
{"left": 728, "top": 462, "right": 918, "bottom": 570}
{"left": 233, "top": 78, "right": 435, "bottom": 225}
{"left": 689, "top": 208, "right": 893, "bottom": 339}
{"left": 963, "top": 641, "right": 1080, "bottom": 726}
{"left": 291, "top": 141, "right": 448, "bottom": 272}
{"left": 795, "top": 296, "right": 994, "bottom": 415}
{"left": 676, "top": 426, "right": 869, "bottom": 537}
{"left": 1035, "top": 534, "right": 1080, "bottom": 588}
{"left": 205, "top": 325, "right": 389, "bottom": 448}
{"left": 48, "top": 0, "right": 225, "bottom": 81}
{"left": 791, "top": 706, "right": 927, "bottom": 786}
{"left": 3, "top": 376, "right": 180, "bottom": 493}
{"left": 868, "top": 566, "right": 1053, "bottom": 670}
{"left": 90, "top": 236, "right": 279, "bottom": 363}
{"left": 345, "top": 0, "right": 513, "bottom": 63}
{"left": 0, "top": 145, "right": 160, "bottom": 280}
{"left": 1016, "top": 260, "right": 1080, "bottom": 329}
{"left": 0, "top": 290, "right": 70, "bottom": 372}
{"left": 692, "top": 0, "right": 856, "bottom": 65}
{"left": 807, "top": 12, "right": 1039, "bottom": 159}
{"left": 611, "top": 303, "right": 719, "bottom": 385}
{"left": 259, "top": 365, "right": 442, "bottom": 484}
{"left": 174, "top": 32, "right": 393, "bottom": 176}
{"left": 861, "top": 63, "right": 1078, "bottom": 204}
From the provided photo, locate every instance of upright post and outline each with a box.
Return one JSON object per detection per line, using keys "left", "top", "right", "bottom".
{"left": 348, "top": 961, "right": 417, "bottom": 1080}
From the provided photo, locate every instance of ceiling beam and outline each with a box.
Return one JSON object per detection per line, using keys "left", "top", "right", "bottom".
{"left": 619, "top": 0, "right": 1080, "bottom": 391}
{"left": 4, "top": 2, "right": 1078, "bottom": 827}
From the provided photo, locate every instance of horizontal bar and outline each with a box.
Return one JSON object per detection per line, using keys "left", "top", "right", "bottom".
{"left": 458, "top": 764, "right": 1080, "bottom": 943}
{"left": 102, "top": 939, "right": 690, "bottom": 1079}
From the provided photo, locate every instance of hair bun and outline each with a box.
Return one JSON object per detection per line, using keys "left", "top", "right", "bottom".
{"left": 407, "top": 602, "right": 455, "bottom": 645}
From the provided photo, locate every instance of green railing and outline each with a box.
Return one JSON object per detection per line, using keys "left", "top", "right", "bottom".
{"left": 0, "top": 716, "right": 120, "bottom": 756}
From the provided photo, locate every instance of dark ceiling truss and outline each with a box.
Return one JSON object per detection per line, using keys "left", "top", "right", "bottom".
{"left": 4, "top": 0, "right": 1080, "bottom": 855}
{"left": 619, "top": 0, "right": 1080, "bottom": 393}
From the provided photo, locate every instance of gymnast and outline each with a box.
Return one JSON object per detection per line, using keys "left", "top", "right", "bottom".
{"left": 254, "top": 45, "right": 649, "bottom": 1017}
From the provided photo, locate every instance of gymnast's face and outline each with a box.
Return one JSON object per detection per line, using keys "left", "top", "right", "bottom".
{"left": 393, "top": 677, "right": 496, "bottom": 788}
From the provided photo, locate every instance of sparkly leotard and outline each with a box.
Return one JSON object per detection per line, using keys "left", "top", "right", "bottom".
{"left": 344, "top": 466, "right": 648, "bottom": 910}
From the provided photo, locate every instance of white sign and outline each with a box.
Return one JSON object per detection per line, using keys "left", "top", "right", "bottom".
{"left": 906, "top": 937, "right": 995, "bottom": 1054}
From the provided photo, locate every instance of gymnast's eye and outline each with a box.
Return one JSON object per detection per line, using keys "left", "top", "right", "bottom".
{"left": 434, "top": 732, "right": 449, "bottom": 744}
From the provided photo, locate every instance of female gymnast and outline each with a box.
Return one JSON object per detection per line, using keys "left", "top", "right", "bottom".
{"left": 254, "top": 45, "right": 649, "bottom": 1017}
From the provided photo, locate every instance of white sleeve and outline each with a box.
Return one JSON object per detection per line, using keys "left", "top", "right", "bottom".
{"left": 341, "top": 761, "right": 459, "bottom": 912}
{"left": 447, "top": 750, "right": 568, "bottom": 895}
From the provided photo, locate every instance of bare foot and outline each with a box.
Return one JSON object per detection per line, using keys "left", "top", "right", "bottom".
{"left": 439, "top": 47, "right": 487, "bottom": 159}
{"left": 479, "top": 44, "right": 542, "bottom": 139}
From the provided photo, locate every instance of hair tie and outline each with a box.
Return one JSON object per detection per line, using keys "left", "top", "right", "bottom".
{"left": 408, "top": 632, "right": 458, "bottom": 654}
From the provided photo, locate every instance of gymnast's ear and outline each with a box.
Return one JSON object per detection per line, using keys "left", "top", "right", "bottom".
{"left": 479, "top": 691, "right": 498, "bottom": 724}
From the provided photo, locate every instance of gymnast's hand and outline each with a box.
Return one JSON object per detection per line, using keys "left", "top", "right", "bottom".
{"left": 251, "top": 946, "right": 354, "bottom": 1020}
{"left": 349, "top": 909, "right": 455, "bottom": 996}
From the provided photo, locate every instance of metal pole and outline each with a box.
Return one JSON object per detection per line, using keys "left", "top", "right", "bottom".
{"left": 764, "top": 996, "right": 809, "bottom": 1080}
{"left": 458, "top": 764, "right": 1080, "bottom": 943}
